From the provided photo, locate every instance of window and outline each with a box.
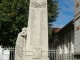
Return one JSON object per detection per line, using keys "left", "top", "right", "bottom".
{"left": 76, "top": 26, "right": 79, "bottom": 31}
{"left": 76, "top": 2, "right": 79, "bottom": 8}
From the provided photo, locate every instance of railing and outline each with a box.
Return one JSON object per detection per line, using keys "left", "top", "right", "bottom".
{"left": 0, "top": 46, "right": 74, "bottom": 60}
{"left": 48, "top": 50, "right": 74, "bottom": 60}
{"left": 0, "top": 46, "right": 15, "bottom": 60}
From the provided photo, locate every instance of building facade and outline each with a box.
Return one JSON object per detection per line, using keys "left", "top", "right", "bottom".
{"left": 49, "top": 0, "right": 80, "bottom": 60}
{"left": 49, "top": 20, "right": 74, "bottom": 60}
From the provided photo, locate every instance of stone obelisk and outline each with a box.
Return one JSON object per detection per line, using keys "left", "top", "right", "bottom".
{"left": 25, "top": 0, "right": 49, "bottom": 60}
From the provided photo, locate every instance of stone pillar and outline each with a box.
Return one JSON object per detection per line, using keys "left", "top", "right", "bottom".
{"left": 25, "top": 0, "right": 49, "bottom": 60}
{"left": 59, "top": 44, "right": 62, "bottom": 54}
{"left": 63, "top": 34, "right": 68, "bottom": 60}
{"left": 59, "top": 36, "right": 62, "bottom": 54}
{"left": 62, "top": 35, "right": 64, "bottom": 54}
{"left": 64, "top": 34, "right": 68, "bottom": 54}
{"left": 67, "top": 30, "right": 71, "bottom": 54}
{"left": 71, "top": 27, "right": 74, "bottom": 54}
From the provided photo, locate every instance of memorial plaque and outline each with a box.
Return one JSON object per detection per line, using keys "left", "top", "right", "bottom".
{"left": 33, "top": 48, "right": 42, "bottom": 59}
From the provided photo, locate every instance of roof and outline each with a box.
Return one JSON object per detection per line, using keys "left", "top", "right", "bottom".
{"left": 52, "top": 19, "right": 74, "bottom": 37}
{"left": 56, "top": 19, "right": 74, "bottom": 35}
{"left": 53, "top": 28, "right": 62, "bottom": 34}
{"left": 52, "top": 28, "right": 62, "bottom": 37}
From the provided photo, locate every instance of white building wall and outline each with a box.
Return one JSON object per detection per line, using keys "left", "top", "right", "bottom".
{"left": 71, "top": 27, "right": 74, "bottom": 54}
{"left": 64, "top": 34, "right": 68, "bottom": 54}
{"left": 58, "top": 26, "right": 74, "bottom": 54}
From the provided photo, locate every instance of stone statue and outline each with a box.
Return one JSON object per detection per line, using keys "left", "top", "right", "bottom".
{"left": 15, "top": 27, "right": 27, "bottom": 60}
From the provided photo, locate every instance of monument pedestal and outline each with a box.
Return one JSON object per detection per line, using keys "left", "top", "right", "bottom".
{"left": 25, "top": 47, "right": 49, "bottom": 60}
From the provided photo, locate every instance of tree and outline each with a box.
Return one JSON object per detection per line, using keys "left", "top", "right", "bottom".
{"left": 48, "top": 0, "right": 59, "bottom": 28}
{"left": 0, "top": 0, "right": 29, "bottom": 46}
{"left": 0, "top": 0, "right": 59, "bottom": 46}
{"left": 48, "top": 0, "right": 59, "bottom": 39}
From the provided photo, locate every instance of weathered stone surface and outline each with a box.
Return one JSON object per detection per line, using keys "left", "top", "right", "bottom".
{"left": 33, "top": 48, "right": 42, "bottom": 59}
{"left": 15, "top": 0, "right": 49, "bottom": 60}
{"left": 15, "top": 27, "right": 27, "bottom": 60}
{"left": 74, "top": 0, "right": 80, "bottom": 54}
{"left": 25, "top": 0, "right": 49, "bottom": 60}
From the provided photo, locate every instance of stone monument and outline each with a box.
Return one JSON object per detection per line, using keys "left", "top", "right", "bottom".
{"left": 15, "top": 0, "right": 49, "bottom": 60}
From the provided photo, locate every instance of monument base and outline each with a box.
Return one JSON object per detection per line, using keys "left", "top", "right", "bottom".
{"left": 23, "top": 51, "right": 49, "bottom": 60}
{"left": 24, "top": 56, "right": 49, "bottom": 60}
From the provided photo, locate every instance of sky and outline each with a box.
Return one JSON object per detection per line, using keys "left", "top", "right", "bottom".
{"left": 53, "top": 0, "right": 74, "bottom": 28}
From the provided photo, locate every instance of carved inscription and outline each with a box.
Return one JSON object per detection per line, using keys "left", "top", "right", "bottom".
{"left": 30, "top": 9, "right": 41, "bottom": 46}
{"left": 33, "top": 48, "right": 42, "bottom": 59}
{"left": 40, "top": 10, "right": 47, "bottom": 45}
{"left": 31, "top": 1, "right": 46, "bottom": 8}
{"left": 30, "top": 9, "right": 36, "bottom": 45}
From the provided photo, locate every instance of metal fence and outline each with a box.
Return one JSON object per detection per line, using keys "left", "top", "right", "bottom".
{"left": 0, "top": 46, "right": 74, "bottom": 60}
{"left": 48, "top": 50, "right": 74, "bottom": 60}
{"left": 0, "top": 46, "right": 15, "bottom": 60}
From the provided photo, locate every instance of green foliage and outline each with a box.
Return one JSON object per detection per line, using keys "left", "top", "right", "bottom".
{"left": 0, "top": 0, "right": 29, "bottom": 46}
{"left": 48, "top": 0, "right": 59, "bottom": 40}
{"left": 48, "top": 0, "right": 59, "bottom": 28}
{"left": 0, "top": 0, "right": 59, "bottom": 46}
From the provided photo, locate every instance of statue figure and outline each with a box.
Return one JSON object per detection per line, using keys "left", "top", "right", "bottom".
{"left": 15, "top": 27, "right": 27, "bottom": 60}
